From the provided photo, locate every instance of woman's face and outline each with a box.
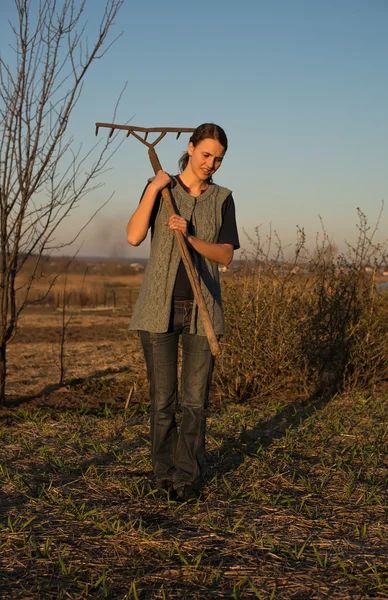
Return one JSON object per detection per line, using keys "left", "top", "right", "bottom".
{"left": 188, "top": 138, "right": 225, "bottom": 181}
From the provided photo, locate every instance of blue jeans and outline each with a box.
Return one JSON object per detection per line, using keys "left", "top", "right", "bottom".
{"left": 139, "top": 299, "right": 214, "bottom": 491}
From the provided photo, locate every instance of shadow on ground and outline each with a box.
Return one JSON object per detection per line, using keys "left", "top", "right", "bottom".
{"left": 207, "top": 387, "right": 335, "bottom": 479}
{"left": 2, "top": 365, "right": 135, "bottom": 410}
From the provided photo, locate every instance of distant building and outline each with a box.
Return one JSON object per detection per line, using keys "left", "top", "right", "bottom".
{"left": 130, "top": 263, "right": 144, "bottom": 272}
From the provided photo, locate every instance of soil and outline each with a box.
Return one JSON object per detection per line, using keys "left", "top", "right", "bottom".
{"left": 5, "top": 307, "right": 147, "bottom": 409}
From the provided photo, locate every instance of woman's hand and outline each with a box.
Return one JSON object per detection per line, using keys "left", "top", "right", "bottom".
{"left": 126, "top": 171, "right": 171, "bottom": 246}
{"left": 165, "top": 216, "right": 234, "bottom": 265}
{"left": 149, "top": 170, "right": 171, "bottom": 193}
{"left": 165, "top": 214, "right": 188, "bottom": 237}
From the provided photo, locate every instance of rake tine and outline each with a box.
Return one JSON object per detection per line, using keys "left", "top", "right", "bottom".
{"left": 176, "top": 132, "right": 181, "bottom": 140}
{"left": 95, "top": 125, "right": 99, "bottom": 136}
{"left": 144, "top": 132, "right": 148, "bottom": 142}
{"left": 130, "top": 130, "right": 147, "bottom": 145}
{"left": 151, "top": 131, "right": 167, "bottom": 147}
{"left": 126, "top": 130, "right": 131, "bottom": 137}
{"left": 109, "top": 127, "right": 115, "bottom": 138}
{"left": 95, "top": 123, "right": 196, "bottom": 135}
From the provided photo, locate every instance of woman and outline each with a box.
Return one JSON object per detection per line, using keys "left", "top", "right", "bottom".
{"left": 126, "top": 123, "right": 239, "bottom": 501}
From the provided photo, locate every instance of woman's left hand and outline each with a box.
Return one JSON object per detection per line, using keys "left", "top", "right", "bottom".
{"left": 165, "top": 214, "right": 188, "bottom": 237}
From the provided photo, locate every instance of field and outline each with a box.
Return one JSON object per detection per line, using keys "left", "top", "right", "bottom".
{"left": 0, "top": 262, "right": 387, "bottom": 599}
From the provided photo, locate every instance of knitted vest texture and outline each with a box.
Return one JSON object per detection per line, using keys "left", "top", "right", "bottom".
{"left": 129, "top": 181, "right": 231, "bottom": 335}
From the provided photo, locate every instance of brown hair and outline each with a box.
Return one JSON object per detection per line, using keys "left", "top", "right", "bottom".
{"left": 178, "top": 123, "right": 228, "bottom": 179}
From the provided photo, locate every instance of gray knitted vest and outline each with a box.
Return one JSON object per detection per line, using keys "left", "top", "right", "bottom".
{"left": 129, "top": 180, "right": 231, "bottom": 335}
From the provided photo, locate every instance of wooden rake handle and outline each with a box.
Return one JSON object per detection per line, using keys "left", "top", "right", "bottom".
{"left": 148, "top": 147, "right": 220, "bottom": 356}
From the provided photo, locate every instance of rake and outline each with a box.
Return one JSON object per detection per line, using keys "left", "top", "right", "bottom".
{"left": 95, "top": 122, "right": 221, "bottom": 356}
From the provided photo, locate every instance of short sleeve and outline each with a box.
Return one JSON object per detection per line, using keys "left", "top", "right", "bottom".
{"left": 139, "top": 182, "right": 161, "bottom": 236}
{"left": 218, "top": 194, "right": 240, "bottom": 249}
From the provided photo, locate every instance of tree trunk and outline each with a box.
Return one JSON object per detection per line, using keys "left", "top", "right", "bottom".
{"left": 0, "top": 344, "right": 6, "bottom": 405}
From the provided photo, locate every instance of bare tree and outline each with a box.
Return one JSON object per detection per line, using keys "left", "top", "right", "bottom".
{"left": 0, "top": 0, "right": 125, "bottom": 404}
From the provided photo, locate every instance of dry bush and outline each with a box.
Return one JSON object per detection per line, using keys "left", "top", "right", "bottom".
{"left": 216, "top": 209, "right": 388, "bottom": 401}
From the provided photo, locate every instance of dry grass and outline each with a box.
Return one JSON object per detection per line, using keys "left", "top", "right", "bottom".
{"left": 0, "top": 310, "right": 387, "bottom": 599}
{"left": 16, "top": 272, "right": 143, "bottom": 309}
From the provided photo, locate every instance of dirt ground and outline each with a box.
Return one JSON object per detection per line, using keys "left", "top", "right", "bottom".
{"left": 6, "top": 307, "right": 147, "bottom": 409}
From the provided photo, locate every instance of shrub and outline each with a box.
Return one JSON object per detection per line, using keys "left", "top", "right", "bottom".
{"left": 215, "top": 210, "right": 388, "bottom": 401}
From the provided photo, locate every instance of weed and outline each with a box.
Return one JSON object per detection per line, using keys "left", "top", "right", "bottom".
{"left": 4, "top": 515, "right": 36, "bottom": 533}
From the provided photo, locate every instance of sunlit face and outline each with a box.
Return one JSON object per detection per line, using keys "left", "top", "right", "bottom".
{"left": 188, "top": 138, "right": 225, "bottom": 181}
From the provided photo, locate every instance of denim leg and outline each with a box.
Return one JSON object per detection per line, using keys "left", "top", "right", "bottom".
{"left": 174, "top": 332, "right": 214, "bottom": 490}
{"left": 139, "top": 330, "right": 179, "bottom": 482}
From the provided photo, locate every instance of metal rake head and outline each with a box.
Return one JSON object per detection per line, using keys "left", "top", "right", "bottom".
{"left": 95, "top": 123, "right": 195, "bottom": 148}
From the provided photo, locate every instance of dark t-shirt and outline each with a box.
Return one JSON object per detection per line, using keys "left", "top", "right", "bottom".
{"left": 143, "top": 176, "right": 240, "bottom": 299}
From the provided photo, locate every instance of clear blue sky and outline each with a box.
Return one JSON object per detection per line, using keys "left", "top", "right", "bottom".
{"left": 1, "top": 0, "right": 387, "bottom": 259}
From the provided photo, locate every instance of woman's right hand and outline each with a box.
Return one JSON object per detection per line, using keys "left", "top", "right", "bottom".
{"left": 127, "top": 171, "right": 172, "bottom": 246}
{"left": 149, "top": 170, "right": 172, "bottom": 193}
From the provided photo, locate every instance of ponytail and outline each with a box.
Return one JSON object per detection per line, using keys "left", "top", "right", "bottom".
{"left": 178, "top": 151, "right": 190, "bottom": 173}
